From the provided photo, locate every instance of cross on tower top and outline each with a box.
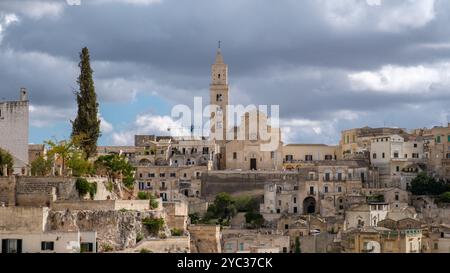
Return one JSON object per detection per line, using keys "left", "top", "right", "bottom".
{"left": 218, "top": 40, "right": 221, "bottom": 49}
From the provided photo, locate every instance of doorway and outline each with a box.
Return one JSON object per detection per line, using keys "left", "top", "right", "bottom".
{"left": 250, "top": 158, "right": 257, "bottom": 170}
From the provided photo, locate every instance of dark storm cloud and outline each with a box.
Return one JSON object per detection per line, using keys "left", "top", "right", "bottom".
{"left": 1, "top": 0, "right": 450, "bottom": 144}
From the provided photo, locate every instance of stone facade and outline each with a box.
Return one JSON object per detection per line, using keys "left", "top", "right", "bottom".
{"left": 0, "top": 88, "right": 29, "bottom": 174}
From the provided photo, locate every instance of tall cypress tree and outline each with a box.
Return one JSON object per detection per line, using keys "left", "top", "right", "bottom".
{"left": 71, "top": 47, "right": 100, "bottom": 159}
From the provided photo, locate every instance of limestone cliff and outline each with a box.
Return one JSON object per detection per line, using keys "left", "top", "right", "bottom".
{"left": 46, "top": 210, "right": 170, "bottom": 252}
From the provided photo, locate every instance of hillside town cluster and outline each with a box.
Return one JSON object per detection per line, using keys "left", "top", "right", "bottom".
{"left": 1, "top": 48, "right": 450, "bottom": 253}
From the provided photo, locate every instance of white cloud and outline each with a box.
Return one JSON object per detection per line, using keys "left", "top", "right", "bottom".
{"left": 29, "top": 104, "right": 75, "bottom": 128}
{"left": 0, "top": 13, "right": 19, "bottom": 44}
{"left": 377, "top": 0, "right": 435, "bottom": 32}
{"left": 110, "top": 112, "right": 190, "bottom": 145}
{"left": 0, "top": 1, "right": 65, "bottom": 19}
{"left": 348, "top": 63, "right": 450, "bottom": 93}
{"left": 319, "top": 0, "right": 436, "bottom": 32}
{"left": 99, "top": 115, "right": 114, "bottom": 134}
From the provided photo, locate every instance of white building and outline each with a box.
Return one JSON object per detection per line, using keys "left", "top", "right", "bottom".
{"left": 0, "top": 88, "right": 29, "bottom": 174}
{"left": 370, "top": 134, "right": 425, "bottom": 187}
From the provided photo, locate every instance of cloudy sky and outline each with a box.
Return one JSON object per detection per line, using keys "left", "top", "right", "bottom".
{"left": 1, "top": 0, "right": 450, "bottom": 146}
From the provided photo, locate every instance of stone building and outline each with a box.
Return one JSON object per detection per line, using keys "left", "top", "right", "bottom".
{"left": 28, "top": 144, "right": 46, "bottom": 165}
{"left": 259, "top": 160, "right": 375, "bottom": 218}
{"left": 221, "top": 228, "right": 290, "bottom": 253}
{"left": 135, "top": 165, "right": 206, "bottom": 201}
{"left": 370, "top": 134, "right": 426, "bottom": 188}
{"left": 283, "top": 144, "right": 338, "bottom": 170}
{"left": 422, "top": 123, "right": 450, "bottom": 181}
{"left": 0, "top": 88, "right": 29, "bottom": 174}
{"left": 0, "top": 207, "right": 97, "bottom": 253}
{"left": 340, "top": 127, "right": 408, "bottom": 160}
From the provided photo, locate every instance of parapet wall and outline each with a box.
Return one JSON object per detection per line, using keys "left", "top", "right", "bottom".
{"left": 52, "top": 200, "right": 153, "bottom": 211}
{"left": 201, "top": 171, "right": 301, "bottom": 200}
{"left": 15, "top": 176, "right": 79, "bottom": 206}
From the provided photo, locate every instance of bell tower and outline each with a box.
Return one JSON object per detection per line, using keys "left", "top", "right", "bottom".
{"left": 210, "top": 42, "right": 229, "bottom": 143}
{"left": 210, "top": 42, "right": 229, "bottom": 170}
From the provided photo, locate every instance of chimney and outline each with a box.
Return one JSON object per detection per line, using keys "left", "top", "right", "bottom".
{"left": 20, "top": 87, "right": 28, "bottom": 101}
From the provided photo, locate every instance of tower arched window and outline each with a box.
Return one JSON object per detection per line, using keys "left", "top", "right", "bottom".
{"left": 218, "top": 74, "right": 220, "bottom": 79}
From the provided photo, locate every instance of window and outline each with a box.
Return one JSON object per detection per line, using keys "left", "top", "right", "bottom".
{"left": 405, "top": 154, "right": 408, "bottom": 158}
{"left": 285, "top": 224, "right": 289, "bottom": 230}
{"left": 373, "top": 153, "right": 377, "bottom": 159}
{"left": 160, "top": 173, "right": 165, "bottom": 177}
{"left": 448, "top": 135, "right": 450, "bottom": 142}
{"left": 382, "top": 153, "right": 385, "bottom": 158}
{"left": 80, "top": 242, "right": 94, "bottom": 253}
{"left": 337, "top": 173, "right": 342, "bottom": 181}
{"left": 233, "top": 152, "right": 237, "bottom": 159}
{"left": 396, "top": 166, "right": 400, "bottom": 172}
{"left": 412, "top": 153, "right": 419, "bottom": 158}
{"left": 309, "top": 173, "right": 315, "bottom": 180}
{"left": 285, "top": 155, "right": 293, "bottom": 162}
{"left": 325, "top": 173, "right": 330, "bottom": 181}
{"left": 139, "top": 173, "right": 143, "bottom": 178}
{"left": 293, "top": 197, "right": 297, "bottom": 204}
{"left": 239, "top": 243, "right": 244, "bottom": 251}
{"left": 218, "top": 74, "right": 220, "bottom": 79}
{"left": 437, "top": 136, "right": 441, "bottom": 143}
{"left": 41, "top": 241, "right": 54, "bottom": 251}
{"left": 414, "top": 143, "right": 418, "bottom": 148}
{"left": 324, "top": 155, "right": 333, "bottom": 160}
{"left": 305, "top": 155, "right": 313, "bottom": 161}
{"left": 271, "top": 151, "right": 275, "bottom": 159}
{"left": 346, "top": 135, "right": 349, "bottom": 144}
{"left": 170, "top": 173, "right": 176, "bottom": 177}
{"left": 394, "top": 152, "right": 399, "bottom": 158}
{"left": 2, "top": 239, "right": 22, "bottom": 253}
{"left": 338, "top": 186, "right": 342, "bottom": 193}
{"left": 216, "top": 94, "right": 223, "bottom": 102}
{"left": 149, "top": 173, "right": 155, "bottom": 178}
{"left": 309, "top": 186, "right": 314, "bottom": 195}
{"left": 395, "top": 193, "right": 399, "bottom": 201}
{"left": 324, "top": 186, "right": 328, "bottom": 193}
{"left": 293, "top": 207, "right": 298, "bottom": 213}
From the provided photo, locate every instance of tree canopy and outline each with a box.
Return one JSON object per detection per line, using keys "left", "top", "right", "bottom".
{"left": 0, "top": 148, "right": 13, "bottom": 175}
{"left": 71, "top": 47, "right": 100, "bottom": 159}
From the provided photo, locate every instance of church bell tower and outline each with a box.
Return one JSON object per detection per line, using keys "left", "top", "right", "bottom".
{"left": 210, "top": 42, "right": 229, "bottom": 169}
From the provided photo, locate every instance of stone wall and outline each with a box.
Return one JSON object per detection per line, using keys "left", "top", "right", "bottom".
{"left": 163, "top": 201, "right": 188, "bottom": 231}
{"left": 201, "top": 171, "right": 301, "bottom": 201}
{"left": 15, "top": 176, "right": 79, "bottom": 206}
{"left": 0, "top": 176, "right": 15, "bottom": 206}
{"left": 124, "top": 236, "right": 190, "bottom": 253}
{"left": 0, "top": 206, "right": 47, "bottom": 233}
{"left": 51, "top": 200, "right": 116, "bottom": 211}
{"left": 188, "top": 224, "right": 222, "bottom": 253}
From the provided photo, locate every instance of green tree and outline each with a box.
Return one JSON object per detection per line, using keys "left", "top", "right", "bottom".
{"left": 95, "top": 154, "right": 135, "bottom": 189}
{"left": 0, "top": 148, "right": 14, "bottom": 176}
{"left": 244, "top": 211, "right": 264, "bottom": 229}
{"left": 142, "top": 217, "right": 164, "bottom": 236}
{"left": 45, "top": 137, "right": 92, "bottom": 176}
{"left": 205, "top": 192, "right": 237, "bottom": 221}
{"left": 295, "top": 237, "right": 301, "bottom": 253}
{"left": 30, "top": 156, "right": 53, "bottom": 176}
{"left": 71, "top": 47, "right": 100, "bottom": 159}
{"left": 438, "top": 192, "right": 450, "bottom": 203}
{"left": 410, "top": 172, "right": 450, "bottom": 195}
{"left": 75, "top": 177, "right": 97, "bottom": 199}
{"left": 67, "top": 150, "right": 94, "bottom": 177}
